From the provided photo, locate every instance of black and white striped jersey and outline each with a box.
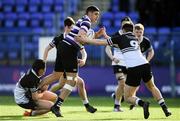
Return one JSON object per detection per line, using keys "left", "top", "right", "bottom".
{"left": 64, "top": 15, "right": 91, "bottom": 50}
{"left": 111, "top": 30, "right": 126, "bottom": 66}
{"left": 107, "top": 32, "right": 148, "bottom": 67}
{"left": 14, "top": 69, "right": 41, "bottom": 104}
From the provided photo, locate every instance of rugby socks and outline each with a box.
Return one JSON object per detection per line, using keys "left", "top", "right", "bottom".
{"left": 115, "top": 99, "right": 120, "bottom": 105}
{"left": 114, "top": 99, "right": 120, "bottom": 108}
{"left": 83, "top": 100, "right": 90, "bottom": 108}
{"left": 158, "top": 98, "right": 172, "bottom": 116}
{"left": 158, "top": 98, "right": 168, "bottom": 110}
{"left": 136, "top": 98, "right": 145, "bottom": 107}
{"left": 54, "top": 97, "right": 64, "bottom": 107}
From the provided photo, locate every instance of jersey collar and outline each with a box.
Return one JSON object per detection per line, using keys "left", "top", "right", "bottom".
{"left": 31, "top": 69, "right": 41, "bottom": 78}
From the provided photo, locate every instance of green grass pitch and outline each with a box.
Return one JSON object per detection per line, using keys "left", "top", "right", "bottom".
{"left": 0, "top": 96, "right": 180, "bottom": 121}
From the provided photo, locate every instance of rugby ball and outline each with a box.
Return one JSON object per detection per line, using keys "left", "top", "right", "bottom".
{"left": 87, "top": 29, "right": 95, "bottom": 39}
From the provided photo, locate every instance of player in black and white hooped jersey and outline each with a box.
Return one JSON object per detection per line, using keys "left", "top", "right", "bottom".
{"left": 76, "top": 21, "right": 172, "bottom": 119}
{"left": 14, "top": 59, "right": 60, "bottom": 117}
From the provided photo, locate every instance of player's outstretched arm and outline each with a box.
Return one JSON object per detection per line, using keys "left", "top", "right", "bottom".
{"left": 43, "top": 45, "right": 53, "bottom": 61}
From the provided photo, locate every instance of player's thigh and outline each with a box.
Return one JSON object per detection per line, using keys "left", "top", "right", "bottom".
{"left": 124, "top": 84, "right": 138, "bottom": 98}
{"left": 41, "top": 91, "right": 57, "bottom": 102}
{"left": 52, "top": 71, "right": 63, "bottom": 79}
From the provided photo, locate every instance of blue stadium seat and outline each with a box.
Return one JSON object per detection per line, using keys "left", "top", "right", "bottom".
{"left": 29, "top": 0, "right": 41, "bottom": 5}
{"left": 28, "top": 5, "right": 39, "bottom": 12}
{"left": 43, "top": 13, "right": 55, "bottom": 20}
{"left": 42, "top": 0, "right": 54, "bottom": 5}
{"left": 114, "top": 12, "right": 127, "bottom": 20}
{"left": 101, "top": 12, "right": 113, "bottom": 27}
{"left": 31, "top": 13, "right": 43, "bottom": 19}
{"left": 5, "top": 13, "right": 17, "bottom": 27}
{"left": 45, "top": 27, "right": 56, "bottom": 35}
{"left": 30, "top": 13, "right": 42, "bottom": 27}
{"left": 17, "top": 19, "right": 28, "bottom": 27}
{"left": 30, "top": 19, "right": 40, "bottom": 27}
{"left": 44, "top": 20, "right": 53, "bottom": 27}
{"left": 2, "top": 0, "right": 15, "bottom": 5}
{"left": 15, "top": 0, "right": 28, "bottom": 5}
{"left": 145, "top": 27, "right": 157, "bottom": 41}
{"left": 3, "top": 5, "right": 13, "bottom": 12}
{"left": 128, "top": 12, "right": 139, "bottom": 23}
{"left": 55, "top": 0, "right": 65, "bottom": 5}
{"left": 54, "top": 4, "right": 63, "bottom": 12}
{"left": 102, "top": 12, "right": 114, "bottom": 19}
{"left": 41, "top": 5, "right": 52, "bottom": 12}
{"left": 8, "top": 51, "right": 19, "bottom": 60}
{"left": 33, "top": 28, "right": 44, "bottom": 34}
{"left": 18, "top": 13, "right": 30, "bottom": 19}
{"left": 16, "top": 5, "right": 26, "bottom": 12}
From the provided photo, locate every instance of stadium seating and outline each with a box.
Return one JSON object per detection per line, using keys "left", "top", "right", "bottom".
{"left": 0, "top": 0, "right": 179, "bottom": 65}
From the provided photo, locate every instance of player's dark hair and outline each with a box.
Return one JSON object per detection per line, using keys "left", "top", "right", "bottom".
{"left": 32, "top": 59, "right": 45, "bottom": 74}
{"left": 122, "top": 23, "right": 134, "bottom": 32}
{"left": 86, "top": 5, "right": 99, "bottom": 14}
{"left": 64, "top": 17, "right": 75, "bottom": 27}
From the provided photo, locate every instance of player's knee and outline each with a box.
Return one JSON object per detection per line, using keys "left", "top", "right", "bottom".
{"left": 116, "top": 74, "right": 125, "bottom": 81}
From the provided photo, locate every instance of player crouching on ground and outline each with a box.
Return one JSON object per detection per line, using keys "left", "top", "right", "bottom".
{"left": 14, "top": 59, "right": 61, "bottom": 117}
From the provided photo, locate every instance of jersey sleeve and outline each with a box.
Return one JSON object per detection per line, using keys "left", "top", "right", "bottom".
{"left": 146, "top": 37, "right": 153, "bottom": 50}
{"left": 107, "top": 35, "right": 121, "bottom": 46}
{"left": 49, "top": 37, "right": 57, "bottom": 48}
{"left": 49, "top": 34, "right": 63, "bottom": 48}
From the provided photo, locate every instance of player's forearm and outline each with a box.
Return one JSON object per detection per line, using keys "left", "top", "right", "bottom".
{"left": 87, "top": 38, "right": 108, "bottom": 45}
{"left": 43, "top": 46, "right": 52, "bottom": 61}
{"left": 147, "top": 49, "right": 154, "bottom": 62}
{"left": 105, "top": 46, "right": 114, "bottom": 60}
{"left": 80, "top": 49, "right": 87, "bottom": 62}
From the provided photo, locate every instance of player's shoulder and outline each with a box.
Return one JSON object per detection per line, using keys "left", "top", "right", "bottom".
{"left": 54, "top": 34, "right": 64, "bottom": 41}
{"left": 143, "top": 36, "right": 150, "bottom": 41}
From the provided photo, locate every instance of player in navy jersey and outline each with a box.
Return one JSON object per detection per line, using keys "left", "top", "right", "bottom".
{"left": 76, "top": 21, "right": 171, "bottom": 119}
{"left": 14, "top": 59, "right": 60, "bottom": 117}
{"left": 41, "top": 17, "right": 97, "bottom": 113}
{"left": 41, "top": 6, "right": 104, "bottom": 116}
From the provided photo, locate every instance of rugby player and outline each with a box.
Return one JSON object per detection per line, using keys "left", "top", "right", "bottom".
{"left": 14, "top": 59, "right": 60, "bottom": 117}
{"left": 105, "top": 16, "right": 132, "bottom": 112}
{"left": 76, "top": 21, "right": 172, "bottom": 119}
{"left": 41, "top": 17, "right": 97, "bottom": 113}
{"left": 40, "top": 6, "right": 103, "bottom": 116}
